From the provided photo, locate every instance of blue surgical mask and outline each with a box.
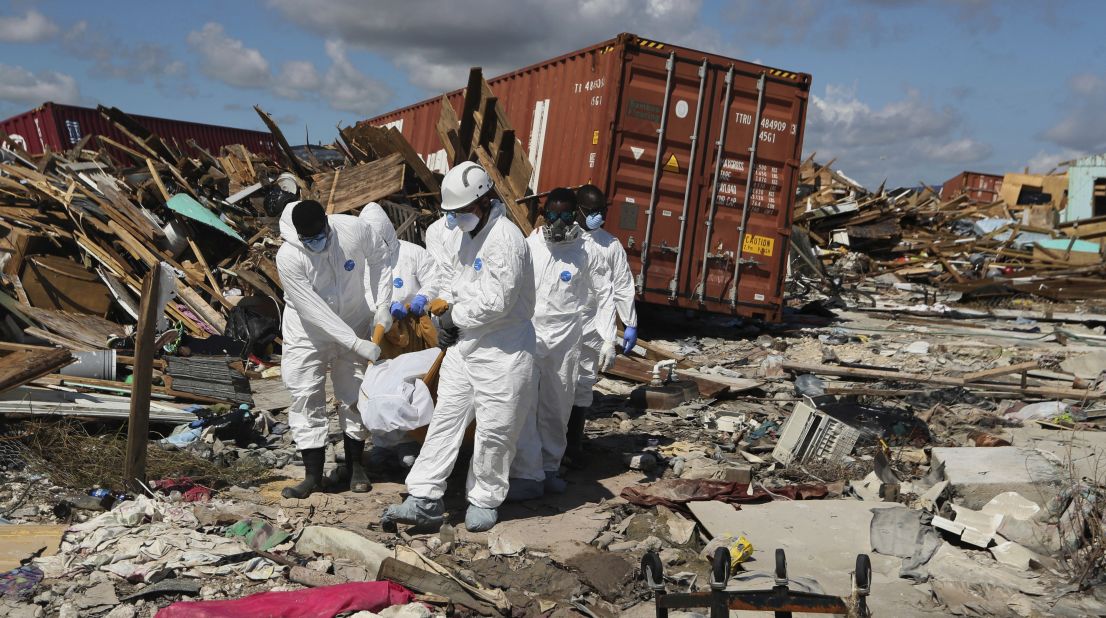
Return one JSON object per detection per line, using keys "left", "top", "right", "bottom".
{"left": 445, "top": 212, "right": 458, "bottom": 230}
{"left": 300, "top": 227, "right": 328, "bottom": 253}
{"left": 585, "top": 212, "right": 604, "bottom": 230}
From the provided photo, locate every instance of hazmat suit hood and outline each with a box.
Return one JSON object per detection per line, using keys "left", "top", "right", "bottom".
{"left": 279, "top": 200, "right": 331, "bottom": 252}
{"left": 358, "top": 202, "right": 399, "bottom": 254}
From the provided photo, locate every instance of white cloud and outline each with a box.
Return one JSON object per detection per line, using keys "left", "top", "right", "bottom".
{"left": 268, "top": 0, "right": 710, "bottom": 91}
{"left": 1026, "top": 149, "right": 1082, "bottom": 174}
{"left": 274, "top": 60, "right": 322, "bottom": 99}
{"left": 187, "top": 22, "right": 271, "bottom": 89}
{"left": 63, "top": 22, "right": 192, "bottom": 96}
{"left": 1041, "top": 73, "right": 1106, "bottom": 154}
{"left": 321, "top": 40, "right": 391, "bottom": 115}
{"left": 0, "top": 64, "right": 80, "bottom": 105}
{"left": 806, "top": 83, "right": 992, "bottom": 187}
{"left": 0, "top": 9, "right": 59, "bottom": 43}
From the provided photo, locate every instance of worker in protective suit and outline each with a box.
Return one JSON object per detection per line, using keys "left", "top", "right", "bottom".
{"left": 276, "top": 200, "right": 395, "bottom": 499}
{"left": 566, "top": 184, "right": 639, "bottom": 466}
{"left": 508, "top": 188, "right": 615, "bottom": 500}
{"left": 423, "top": 211, "right": 461, "bottom": 287}
{"left": 358, "top": 202, "right": 440, "bottom": 468}
{"left": 382, "top": 161, "right": 536, "bottom": 532}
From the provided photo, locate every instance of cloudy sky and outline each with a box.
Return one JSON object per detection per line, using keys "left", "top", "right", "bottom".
{"left": 0, "top": 0, "right": 1102, "bottom": 187}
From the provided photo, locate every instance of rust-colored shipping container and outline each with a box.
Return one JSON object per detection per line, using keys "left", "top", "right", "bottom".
{"left": 369, "top": 33, "right": 811, "bottom": 321}
{"left": 939, "top": 170, "right": 1003, "bottom": 203}
{"left": 0, "top": 102, "right": 278, "bottom": 160}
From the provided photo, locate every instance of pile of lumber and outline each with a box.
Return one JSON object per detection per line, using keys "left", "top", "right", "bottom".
{"left": 0, "top": 104, "right": 440, "bottom": 409}
{"left": 791, "top": 160, "right": 1106, "bottom": 305}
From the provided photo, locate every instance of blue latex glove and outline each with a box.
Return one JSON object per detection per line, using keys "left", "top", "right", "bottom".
{"left": 622, "top": 326, "right": 638, "bottom": 354}
{"left": 390, "top": 301, "right": 408, "bottom": 320}
{"left": 409, "top": 294, "right": 429, "bottom": 316}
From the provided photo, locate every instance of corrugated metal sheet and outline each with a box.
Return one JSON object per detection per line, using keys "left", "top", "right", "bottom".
{"left": 0, "top": 102, "right": 279, "bottom": 159}
{"left": 367, "top": 33, "right": 811, "bottom": 321}
{"left": 939, "top": 171, "right": 1003, "bottom": 203}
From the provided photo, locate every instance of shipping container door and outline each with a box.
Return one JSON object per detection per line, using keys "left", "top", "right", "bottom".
{"left": 686, "top": 67, "right": 806, "bottom": 319}
{"left": 607, "top": 47, "right": 709, "bottom": 302}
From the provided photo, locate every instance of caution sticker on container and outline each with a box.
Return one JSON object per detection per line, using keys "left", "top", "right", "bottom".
{"left": 742, "top": 234, "right": 774, "bottom": 256}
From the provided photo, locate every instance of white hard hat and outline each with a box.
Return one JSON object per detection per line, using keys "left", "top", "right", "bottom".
{"left": 276, "top": 172, "right": 299, "bottom": 194}
{"left": 440, "top": 161, "right": 493, "bottom": 211}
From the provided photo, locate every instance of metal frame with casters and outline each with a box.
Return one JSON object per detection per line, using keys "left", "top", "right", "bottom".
{"left": 641, "top": 547, "right": 872, "bottom": 618}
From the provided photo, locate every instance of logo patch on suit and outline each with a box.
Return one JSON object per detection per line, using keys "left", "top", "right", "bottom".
{"left": 393, "top": 277, "right": 404, "bottom": 288}
{"left": 560, "top": 270, "right": 572, "bottom": 282}
{"left": 344, "top": 259, "right": 355, "bottom": 271}
{"left": 473, "top": 258, "right": 483, "bottom": 272}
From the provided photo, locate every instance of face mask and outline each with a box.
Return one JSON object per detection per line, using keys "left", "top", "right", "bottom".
{"left": 299, "top": 226, "right": 328, "bottom": 253}
{"left": 454, "top": 212, "right": 480, "bottom": 232}
{"left": 543, "top": 219, "right": 569, "bottom": 243}
{"left": 445, "top": 212, "right": 458, "bottom": 230}
{"left": 585, "top": 212, "right": 604, "bottom": 230}
{"left": 302, "top": 235, "right": 328, "bottom": 253}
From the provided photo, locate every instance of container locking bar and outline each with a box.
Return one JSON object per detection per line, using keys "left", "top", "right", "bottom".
{"left": 730, "top": 73, "right": 767, "bottom": 307}
{"left": 637, "top": 51, "right": 676, "bottom": 294}
{"left": 695, "top": 65, "right": 735, "bottom": 303}
{"left": 668, "top": 59, "right": 708, "bottom": 300}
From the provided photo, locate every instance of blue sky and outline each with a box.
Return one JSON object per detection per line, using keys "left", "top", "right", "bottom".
{"left": 1, "top": 0, "right": 1102, "bottom": 187}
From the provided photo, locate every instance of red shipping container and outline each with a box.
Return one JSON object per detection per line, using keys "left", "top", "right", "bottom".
{"left": 939, "top": 171, "right": 1003, "bottom": 203}
{"left": 0, "top": 102, "right": 278, "bottom": 160}
{"left": 368, "top": 33, "right": 811, "bottom": 321}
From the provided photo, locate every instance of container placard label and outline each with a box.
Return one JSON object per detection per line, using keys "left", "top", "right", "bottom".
{"left": 742, "top": 234, "right": 774, "bottom": 256}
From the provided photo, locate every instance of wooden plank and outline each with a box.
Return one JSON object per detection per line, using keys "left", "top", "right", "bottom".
{"left": 145, "top": 158, "right": 172, "bottom": 202}
{"left": 961, "top": 360, "right": 1040, "bottom": 383}
{"left": 455, "top": 68, "right": 483, "bottom": 164}
{"left": 254, "top": 105, "right": 312, "bottom": 180}
{"left": 0, "top": 348, "right": 73, "bottom": 395}
{"left": 311, "top": 153, "right": 405, "bottom": 214}
{"left": 385, "top": 127, "right": 439, "bottom": 193}
{"left": 125, "top": 263, "right": 160, "bottom": 491}
{"left": 782, "top": 360, "right": 1106, "bottom": 400}
{"left": 435, "top": 95, "right": 461, "bottom": 164}
{"left": 187, "top": 237, "right": 223, "bottom": 298}
{"left": 475, "top": 148, "right": 532, "bottom": 236}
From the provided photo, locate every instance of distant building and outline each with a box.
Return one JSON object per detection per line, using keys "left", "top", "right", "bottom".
{"left": 939, "top": 171, "right": 1003, "bottom": 203}
{"left": 1062, "top": 154, "right": 1106, "bottom": 222}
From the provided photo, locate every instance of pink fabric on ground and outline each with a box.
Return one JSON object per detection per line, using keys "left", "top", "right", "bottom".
{"left": 156, "top": 581, "right": 415, "bottom": 618}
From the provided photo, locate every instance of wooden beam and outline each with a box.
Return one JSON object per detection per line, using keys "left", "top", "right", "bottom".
{"left": 782, "top": 360, "right": 1105, "bottom": 400}
{"left": 253, "top": 105, "right": 312, "bottom": 181}
{"left": 125, "top": 263, "right": 161, "bottom": 491}
{"left": 455, "top": 68, "right": 483, "bottom": 164}
{"left": 961, "top": 360, "right": 1040, "bottom": 383}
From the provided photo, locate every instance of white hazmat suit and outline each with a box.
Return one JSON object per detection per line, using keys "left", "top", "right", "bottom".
{"left": 358, "top": 203, "right": 441, "bottom": 451}
{"left": 404, "top": 200, "right": 536, "bottom": 509}
{"left": 512, "top": 225, "right": 614, "bottom": 484}
{"left": 276, "top": 204, "right": 390, "bottom": 449}
{"left": 424, "top": 214, "right": 461, "bottom": 293}
{"left": 358, "top": 203, "right": 441, "bottom": 306}
{"left": 575, "top": 227, "right": 639, "bottom": 407}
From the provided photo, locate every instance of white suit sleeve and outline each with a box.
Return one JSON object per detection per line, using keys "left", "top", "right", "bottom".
{"left": 451, "top": 237, "right": 525, "bottom": 330}
{"left": 588, "top": 250, "right": 617, "bottom": 344}
{"left": 413, "top": 247, "right": 440, "bottom": 300}
{"left": 277, "top": 250, "right": 361, "bottom": 351}
{"left": 608, "top": 243, "right": 638, "bottom": 328}
{"left": 360, "top": 222, "right": 392, "bottom": 307}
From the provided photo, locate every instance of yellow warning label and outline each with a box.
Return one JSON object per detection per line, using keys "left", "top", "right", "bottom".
{"left": 664, "top": 154, "right": 679, "bottom": 173}
{"left": 592, "top": 130, "right": 599, "bottom": 145}
{"left": 742, "top": 234, "right": 774, "bottom": 256}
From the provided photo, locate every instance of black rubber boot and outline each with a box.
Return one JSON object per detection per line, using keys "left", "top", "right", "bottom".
{"left": 563, "top": 406, "right": 588, "bottom": 469}
{"left": 282, "top": 447, "right": 324, "bottom": 499}
{"left": 327, "top": 436, "right": 372, "bottom": 493}
{"left": 346, "top": 436, "right": 371, "bottom": 493}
